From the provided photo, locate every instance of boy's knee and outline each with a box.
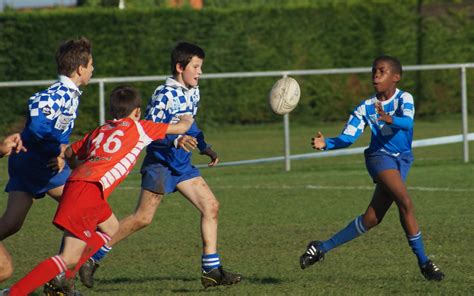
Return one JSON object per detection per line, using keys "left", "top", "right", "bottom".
{"left": 0, "top": 222, "right": 23, "bottom": 240}
{"left": 362, "top": 214, "right": 381, "bottom": 230}
{"left": 133, "top": 212, "right": 154, "bottom": 229}
{"left": 202, "top": 199, "right": 219, "bottom": 219}
{"left": 0, "top": 262, "right": 13, "bottom": 282}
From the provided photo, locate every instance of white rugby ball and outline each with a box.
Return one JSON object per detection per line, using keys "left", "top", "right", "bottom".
{"left": 269, "top": 77, "right": 301, "bottom": 115}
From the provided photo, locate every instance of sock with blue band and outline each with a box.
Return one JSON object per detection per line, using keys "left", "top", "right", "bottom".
{"left": 320, "top": 215, "right": 368, "bottom": 253}
{"left": 407, "top": 231, "right": 429, "bottom": 265}
{"left": 202, "top": 253, "right": 221, "bottom": 272}
{"left": 91, "top": 244, "right": 112, "bottom": 263}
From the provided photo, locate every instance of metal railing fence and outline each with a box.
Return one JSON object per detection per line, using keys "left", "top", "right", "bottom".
{"left": 1, "top": 63, "right": 472, "bottom": 169}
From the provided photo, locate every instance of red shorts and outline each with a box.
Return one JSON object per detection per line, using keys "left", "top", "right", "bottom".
{"left": 53, "top": 181, "right": 112, "bottom": 241}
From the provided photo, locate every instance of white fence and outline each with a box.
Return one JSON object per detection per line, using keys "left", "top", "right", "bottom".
{"left": 1, "top": 63, "right": 473, "bottom": 169}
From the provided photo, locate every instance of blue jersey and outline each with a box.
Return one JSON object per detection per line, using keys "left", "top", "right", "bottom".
{"left": 142, "top": 77, "right": 210, "bottom": 174}
{"left": 325, "top": 89, "right": 414, "bottom": 155}
{"left": 5, "top": 76, "right": 81, "bottom": 197}
{"left": 21, "top": 75, "right": 81, "bottom": 157}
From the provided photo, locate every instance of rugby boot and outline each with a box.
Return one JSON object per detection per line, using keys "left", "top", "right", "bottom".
{"left": 201, "top": 266, "right": 242, "bottom": 288}
{"left": 79, "top": 258, "right": 99, "bottom": 288}
{"left": 300, "top": 240, "right": 325, "bottom": 269}
{"left": 43, "top": 273, "right": 82, "bottom": 296}
{"left": 420, "top": 260, "right": 444, "bottom": 281}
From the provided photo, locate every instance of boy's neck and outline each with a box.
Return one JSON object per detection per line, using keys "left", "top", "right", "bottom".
{"left": 376, "top": 88, "right": 397, "bottom": 101}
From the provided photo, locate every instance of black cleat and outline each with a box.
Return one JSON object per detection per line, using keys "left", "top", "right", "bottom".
{"left": 79, "top": 258, "right": 99, "bottom": 288}
{"left": 201, "top": 266, "right": 242, "bottom": 288}
{"left": 43, "top": 273, "right": 82, "bottom": 296}
{"left": 420, "top": 260, "right": 444, "bottom": 281}
{"left": 300, "top": 240, "right": 325, "bottom": 269}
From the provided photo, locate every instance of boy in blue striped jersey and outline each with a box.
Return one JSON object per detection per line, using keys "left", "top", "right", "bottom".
{"left": 300, "top": 55, "right": 444, "bottom": 281}
{"left": 80, "top": 42, "right": 241, "bottom": 289}
{"left": 0, "top": 37, "right": 93, "bottom": 283}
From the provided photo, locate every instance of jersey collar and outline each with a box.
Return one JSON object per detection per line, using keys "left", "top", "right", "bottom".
{"left": 59, "top": 75, "right": 83, "bottom": 96}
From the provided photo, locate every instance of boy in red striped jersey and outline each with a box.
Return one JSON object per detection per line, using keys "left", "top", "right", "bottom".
{"left": 5, "top": 86, "right": 193, "bottom": 296}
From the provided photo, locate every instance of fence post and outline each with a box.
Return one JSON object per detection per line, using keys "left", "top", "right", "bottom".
{"left": 461, "top": 66, "right": 469, "bottom": 163}
{"left": 99, "top": 80, "right": 105, "bottom": 125}
{"left": 281, "top": 73, "right": 291, "bottom": 172}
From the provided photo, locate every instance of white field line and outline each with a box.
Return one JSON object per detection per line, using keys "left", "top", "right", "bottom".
{"left": 117, "top": 184, "right": 474, "bottom": 192}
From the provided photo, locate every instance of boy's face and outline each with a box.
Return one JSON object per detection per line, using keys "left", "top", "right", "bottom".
{"left": 372, "top": 60, "right": 400, "bottom": 94}
{"left": 78, "top": 56, "right": 94, "bottom": 86}
{"left": 177, "top": 56, "right": 203, "bottom": 88}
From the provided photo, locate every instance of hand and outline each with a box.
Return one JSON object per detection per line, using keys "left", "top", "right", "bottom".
{"left": 375, "top": 102, "right": 393, "bottom": 124}
{"left": 200, "top": 147, "right": 219, "bottom": 167}
{"left": 311, "top": 131, "right": 326, "bottom": 150}
{"left": 177, "top": 135, "right": 197, "bottom": 152}
{"left": 47, "top": 156, "right": 65, "bottom": 172}
{"left": 0, "top": 133, "right": 27, "bottom": 157}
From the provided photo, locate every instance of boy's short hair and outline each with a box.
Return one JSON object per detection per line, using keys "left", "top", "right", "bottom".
{"left": 109, "top": 86, "right": 142, "bottom": 119}
{"left": 171, "top": 42, "right": 205, "bottom": 76}
{"left": 55, "top": 37, "right": 92, "bottom": 77}
{"left": 373, "top": 55, "right": 402, "bottom": 76}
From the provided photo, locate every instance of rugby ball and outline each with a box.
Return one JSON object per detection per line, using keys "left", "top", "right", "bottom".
{"left": 269, "top": 77, "right": 301, "bottom": 115}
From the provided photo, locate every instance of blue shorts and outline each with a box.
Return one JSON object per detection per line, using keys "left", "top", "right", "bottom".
{"left": 5, "top": 150, "right": 71, "bottom": 199}
{"left": 364, "top": 149, "right": 414, "bottom": 183}
{"left": 140, "top": 162, "right": 201, "bottom": 194}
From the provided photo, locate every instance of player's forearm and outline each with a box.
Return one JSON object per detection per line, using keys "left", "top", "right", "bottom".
{"left": 390, "top": 116, "right": 413, "bottom": 130}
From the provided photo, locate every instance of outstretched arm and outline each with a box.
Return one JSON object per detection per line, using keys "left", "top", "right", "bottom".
{"left": 166, "top": 114, "right": 194, "bottom": 135}
{"left": 311, "top": 131, "right": 326, "bottom": 150}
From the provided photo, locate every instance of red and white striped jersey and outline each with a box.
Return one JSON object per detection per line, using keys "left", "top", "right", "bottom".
{"left": 69, "top": 118, "right": 168, "bottom": 199}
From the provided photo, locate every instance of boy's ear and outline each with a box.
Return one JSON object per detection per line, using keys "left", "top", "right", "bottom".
{"left": 393, "top": 73, "right": 401, "bottom": 83}
{"left": 175, "top": 63, "right": 184, "bottom": 74}
{"left": 134, "top": 107, "right": 141, "bottom": 120}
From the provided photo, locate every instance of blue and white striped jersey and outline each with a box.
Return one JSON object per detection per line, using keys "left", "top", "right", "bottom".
{"left": 143, "top": 77, "right": 210, "bottom": 173}
{"left": 325, "top": 89, "right": 414, "bottom": 155}
{"left": 21, "top": 75, "right": 81, "bottom": 157}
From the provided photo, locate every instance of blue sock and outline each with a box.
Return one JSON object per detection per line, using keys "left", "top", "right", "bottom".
{"left": 91, "top": 245, "right": 112, "bottom": 263}
{"left": 320, "top": 215, "right": 367, "bottom": 253}
{"left": 407, "top": 231, "right": 429, "bottom": 266}
{"left": 202, "top": 253, "right": 221, "bottom": 272}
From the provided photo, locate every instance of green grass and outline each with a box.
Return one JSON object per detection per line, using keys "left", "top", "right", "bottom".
{"left": 1, "top": 115, "right": 474, "bottom": 295}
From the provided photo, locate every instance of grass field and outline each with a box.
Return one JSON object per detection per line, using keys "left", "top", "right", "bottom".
{"left": 1, "top": 115, "right": 473, "bottom": 295}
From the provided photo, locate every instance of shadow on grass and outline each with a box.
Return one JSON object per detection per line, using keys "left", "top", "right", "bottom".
{"left": 96, "top": 275, "right": 195, "bottom": 285}
{"left": 91, "top": 275, "right": 282, "bottom": 294}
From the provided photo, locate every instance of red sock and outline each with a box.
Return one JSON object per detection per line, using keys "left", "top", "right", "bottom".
{"left": 65, "top": 231, "right": 110, "bottom": 279}
{"left": 10, "top": 255, "right": 66, "bottom": 296}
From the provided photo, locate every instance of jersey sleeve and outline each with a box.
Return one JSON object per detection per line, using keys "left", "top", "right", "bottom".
{"left": 140, "top": 120, "right": 169, "bottom": 141}
{"left": 390, "top": 92, "right": 415, "bottom": 130}
{"left": 70, "top": 132, "right": 92, "bottom": 161}
{"left": 186, "top": 121, "right": 210, "bottom": 152}
{"left": 27, "top": 93, "right": 65, "bottom": 142}
{"left": 325, "top": 103, "right": 366, "bottom": 150}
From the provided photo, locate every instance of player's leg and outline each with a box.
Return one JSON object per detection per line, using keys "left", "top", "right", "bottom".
{"left": 46, "top": 185, "right": 65, "bottom": 202}
{"left": 9, "top": 232, "right": 85, "bottom": 295}
{"left": 79, "top": 189, "right": 163, "bottom": 288}
{"left": 177, "top": 177, "right": 241, "bottom": 287}
{"left": 68, "top": 214, "right": 117, "bottom": 279}
{"left": 300, "top": 183, "right": 394, "bottom": 270}
{"left": 110, "top": 189, "right": 163, "bottom": 247}
{"left": 0, "top": 191, "right": 34, "bottom": 240}
{"left": 0, "top": 243, "right": 13, "bottom": 283}
{"left": 376, "top": 169, "right": 444, "bottom": 281}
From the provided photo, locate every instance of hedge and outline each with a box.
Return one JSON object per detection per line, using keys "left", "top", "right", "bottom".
{"left": 0, "top": 2, "right": 473, "bottom": 135}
